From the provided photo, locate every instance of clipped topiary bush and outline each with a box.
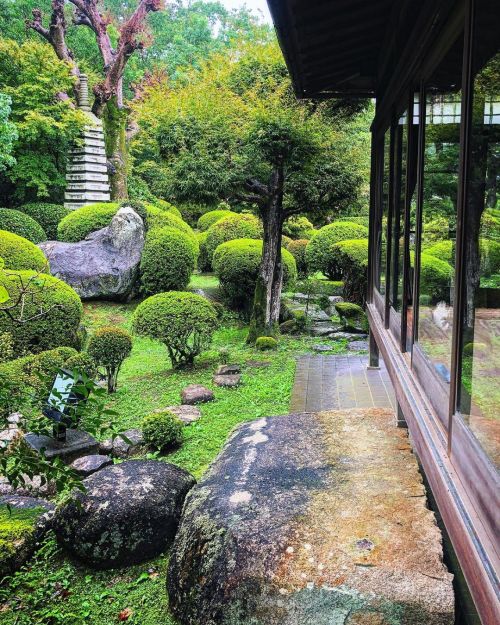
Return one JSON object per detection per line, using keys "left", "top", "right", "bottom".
{"left": 255, "top": 336, "right": 278, "bottom": 351}
{"left": 142, "top": 410, "right": 184, "bottom": 451}
{"left": 196, "top": 231, "right": 212, "bottom": 272}
{"left": 18, "top": 202, "right": 69, "bottom": 240}
{"left": 140, "top": 227, "right": 197, "bottom": 295}
{"left": 306, "top": 221, "right": 369, "bottom": 279}
{"left": 343, "top": 215, "right": 370, "bottom": 228}
{"left": 330, "top": 238, "right": 369, "bottom": 305}
{"left": 153, "top": 199, "right": 182, "bottom": 218}
{"left": 87, "top": 326, "right": 132, "bottom": 393}
{"left": 0, "top": 209, "right": 46, "bottom": 243}
{"left": 0, "top": 270, "right": 83, "bottom": 356}
{"left": 419, "top": 253, "right": 453, "bottom": 304}
{"left": 424, "top": 240, "right": 454, "bottom": 263}
{"left": 282, "top": 216, "right": 314, "bottom": 239}
{"left": 205, "top": 214, "right": 263, "bottom": 264}
{"left": 0, "top": 230, "right": 48, "bottom": 272}
{"left": 335, "top": 302, "right": 368, "bottom": 332}
{"left": 132, "top": 291, "right": 218, "bottom": 369}
{"left": 64, "top": 352, "right": 96, "bottom": 379}
{"left": 57, "top": 202, "right": 119, "bottom": 242}
{"left": 287, "top": 239, "right": 309, "bottom": 277}
{"left": 213, "top": 239, "right": 297, "bottom": 315}
{"left": 197, "top": 209, "right": 235, "bottom": 232}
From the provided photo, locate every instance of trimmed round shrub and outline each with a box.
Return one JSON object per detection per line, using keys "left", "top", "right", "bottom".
{"left": 0, "top": 270, "right": 83, "bottom": 356}
{"left": 330, "top": 239, "right": 369, "bottom": 305}
{"left": 480, "top": 239, "right": 500, "bottom": 276}
{"left": 196, "top": 231, "right": 211, "bottom": 272}
{"left": 287, "top": 239, "right": 309, "bottom": 277}
{"left": 255, "top": 336, "right": 278, "bottom": 351}
{"left": 140, "top": 227, "right": 197, "bottom": 295}
{"left": 0, "top": 209, "right": 46, "bottom": 243}
{"left": 64, "top": 352, "right": 97, "bottom": 379}
{"left": 132, "top": 291, "right": 218, "bottom": 369}
{"left": 58, "top": 203, "right": 119, "bottom": 242}
{"left": 142, "top": 410, "right": 184, "bottom": 451}
{"left": 343, "top": 215, "right": 370, "bottom": 228}
{"left": 282, "top": 235, "right": 293, "bottom": 248}
{"left": 205, "top": 214, "right": 263, "bottom": 265}
{"left": 153, "top": 199, "right": 182, "bottom": 218}
{"left": 0, "top": 230, "right": 48, "bottom": 272}
{"left": 18, "top": 202, "right": 69, "bottom": 239}
{"left": 213, "top": 239, "right": 297, "bottom": 315}
{"left": 424, "top": 240, "right": 454, "bottom": 263}
{"left": 419, "top": 253, "right": 453, "bottom": 304}
{"left": 146, "top": 205, "right": 196, "bottom": 240}
{"left": 87, "top": 326, "right": 132, "bottom": 393}
{"left": 306, "top": 221, "right": 369, "bottom": 279}
{"left": 282, "top": 216, "right": 314, "bottom": 239}
{"left": 197, "top": 209, "right": 235, "bottom": 232}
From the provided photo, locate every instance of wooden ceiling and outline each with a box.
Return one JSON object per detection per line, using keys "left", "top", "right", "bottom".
{"left": 267, "top": 0, "right": 396, "bottom": 98}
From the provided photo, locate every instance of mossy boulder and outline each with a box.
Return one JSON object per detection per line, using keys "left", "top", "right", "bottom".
{"left": 335, "top": 302, "right": 368, "bottom": 333}
{"left": 255, "top": 336, "right": 278, "bottom": 351}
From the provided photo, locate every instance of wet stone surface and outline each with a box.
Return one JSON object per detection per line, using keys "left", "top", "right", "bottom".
{"left": 181, "top": 384, "right": 215, "bottom": 405}
{"left": 168, "top": 409, "right": 454, "bottom": 625}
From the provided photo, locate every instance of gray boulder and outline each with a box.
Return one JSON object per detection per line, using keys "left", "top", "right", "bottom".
{"left": 39, "top": 206, "right": 144, "bottom": 301}
{"left": 53, "top": 460, "right": 195, "bottom": 569}
{"left": 181, "top": 384, "right": 214, "bottom": 405}
{"left": 70, "top": 454, "right": 113, "bottom": 477}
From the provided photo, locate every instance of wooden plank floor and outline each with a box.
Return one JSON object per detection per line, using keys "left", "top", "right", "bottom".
{"left": 290, "top": 354, "right": 396, "bottom": 412}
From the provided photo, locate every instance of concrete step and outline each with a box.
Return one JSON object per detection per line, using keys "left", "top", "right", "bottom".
{"left": 168, "top": 408, "right": 454, "bottom": 625}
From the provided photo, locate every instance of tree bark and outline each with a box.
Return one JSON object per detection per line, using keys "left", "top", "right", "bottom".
{"left": 247, "top": 163, "right": 285, "bottom": 344}
{"left": 103, "top": 95, "right": 129, "bottom": 200}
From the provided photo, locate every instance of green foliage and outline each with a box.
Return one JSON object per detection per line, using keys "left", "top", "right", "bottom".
{"left": 57, "top": 202, "right": 119, "bottom": 242}
{"left": 0, "top": 504, "right": 43, "bottom": 576}
{"left": 0, "top": 270, "right": 82, "bottom": 356}
{"left": 142, "top": 410, "right": 184, "bottom": 452}
{"left": 0, "top": 229, "right": 47, "bottom": 271}
{"left": 0, "top": 93, "right": 17, "bottom": 173}
{"left": 140, "top": 227, "right": 197, "bottom": 295}
{"left": 419, "top": 253, "right": 453, "bottom": 304}
{"left": 479, "top": 238, "right": 500, "bottom": 276}
{"left": 119, "top": 199, "right": 148, "bottom": 224}
{"left": 18, "top": 202, "right": 69, "bottom": 240}
{"left": 282, "top": 216, "right": 314, "bottom": 239}
{"left": 64, "top": 352, "right": 96, "bottom": 380}
{"left": 146, "top": 205, "right": 197, "bottom": 246}
{"left": 197, "top": 209, "right": 235, "bottom": 231}
{"left": 305, "top": 221, "right": 369, "bottom": 279}
{"left": 424, "top": 240, "right": 454, "bottom": 263}
{"left": 255, "top": 336, "right": 278, "bottom": 351}
{"left": 0, "top": 331, "right": 13, "bottom": 363}
{"left": 196, "top": 231, "right": 211, "bottom": 272}
{"left": 205, "top": 213, "right": 263, "bottom": 264}
{"left": 0, "top": 39, "right": 85, "bottom": 203}
{"left": 335, "top": 302, "right": 368, "bottom": 332}
{"left": 343, "top": 215, "right": 369, "bottom": 228}
{"left": 0, "top": 208, "right": 46, "bottom": 243}
{"left": 213, "top": 239, "right": 297, "bottom": 314}
{"left": 88, "top": 326, "right": 132, "bottom": 393}
{"left": 132, "top": 291, "right": 218, "bottom": 369}
{"left": 287, "top": 239, "right": 309, "bottom": 277}
{"left": 154, "top": 198, "right": 182, "bottom": 218}
{"left": 330, "top": 238, "right": 369, "bottom": 305}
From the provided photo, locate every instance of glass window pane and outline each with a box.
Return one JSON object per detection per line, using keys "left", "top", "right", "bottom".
{"left": 379, "top": 129, "right": 391, "bottom": 295}
{"left": 458, "top": 2, "right": 500, "bottom": 468}
{"left": 406, "top": 94, "right": 420, "bottom": 350}
{"left": 417, "top": 34, "right": 463, "bottom": 394}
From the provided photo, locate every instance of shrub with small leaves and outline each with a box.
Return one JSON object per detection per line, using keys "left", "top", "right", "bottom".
{"left": 306, "top": 222, "right": 369, "bottom": 279}
{"left": 197, "top": 209, "right": 235, "bottom": 232}
{"left": 287, "top": 239, "right": 309, "bottom": 277}
{"left": 64, "top": 352, "right": 96, "bottom": 379}
{"left": 282, "top": 216, "right": 314, "bottom": 239}
{"left": 0, "top": 209, "right": 46, "bottom": 243}
{"left": 87, "top": 327, "right": 132, "bottom": 393}
{"left": 142, "top": 410, "right": 184, "bottom": 452}
{"left": 205, "top": 214, "right": 263, "bottom": 264}
{"left": 18, "top": 202, "right": 69, "bottom": 240}
{"left": 255, "top": 336, "right": 278, "bottom": 351}
{"left": 0, "top": 333, "right": 13, "bottom": 363}
{"left": 0, "top": 230, "right": 48, "bottom": 272}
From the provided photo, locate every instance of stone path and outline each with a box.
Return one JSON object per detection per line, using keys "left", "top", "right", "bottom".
{"left": 290, "top": 353, "right": 395, "bottom": 412}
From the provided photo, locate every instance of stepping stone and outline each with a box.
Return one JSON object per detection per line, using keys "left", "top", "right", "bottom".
{"left": 181, "top": 384, "right": 214, "bottom": 405}
{"left": 213, "top": 374, "right": 241, "bottom": 388}
{"left": 312, "top": 344, "right": 334, "bottom": 352}
{"left": 215, "top": 364, "right": 241, "bottom": 376}
{"left": 331, "top": 331, "right": 368, "bottom": 340}
{"left": 311, "top": 322, "right": 336, "bottom": 336}
{"left": 347, "top": 340, "right": 369, "bottom": 351}
{"left": 111, "top": 428, "right": 145, "bottom": 459}
{"left": 70, "top": 454, "right": 113, "bottom": 477}
{"left": 168, "top": 409, "right": 454, "bottom": 625}
{"left": 157, "top": 405, "right": 201, "bottom": 425}
{"left": 99, "top": 438, "right": 114, "bottom": 455}
{"left": 308, "top": 309, "right": 331, "bottom": 322}
{"left": 24, "top": 429, "right": 99, "bottom": 464}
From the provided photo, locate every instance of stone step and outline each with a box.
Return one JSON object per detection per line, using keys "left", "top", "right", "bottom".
{"left": 66, "top": 172, "right": 109, "bottom": 182}
{"left": 66, "top": 182, "right": 110, "bottom": 192}
{"left": 168, "top": 409, "right": 454, "bottom": 625}
{"left": 83, "top": 138, "right": 106, "bottom": 148}
{"left": 68, "top": 146, "right": 106, "bottom": 156}
{"left": 83, "top": 129, "right": 104, "bottom": 139}
{"left": 64, "top": 191, "right": 111, "bottom": 202}
{"left": 67, "top": 163, "right": 108, "bottom": 174}
{"left": 70, "top": 154, "right": 107, "bottom": 165}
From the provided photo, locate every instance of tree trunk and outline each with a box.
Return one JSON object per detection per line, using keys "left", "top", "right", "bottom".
{"left": 103, "top": 95, "right": 128, "bottom": 200}
{"left": 247, "top": 164, "right": 284, "bottom": 344}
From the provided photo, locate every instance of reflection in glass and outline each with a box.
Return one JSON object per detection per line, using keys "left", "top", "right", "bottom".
{"left": 459, "top": 5, "right": 500, "bottom": 468}
{"left": 379, "top": 129, "right": 391, "bottom": 295}
{"left": 406, "top": 95, "right": 420, "bottom": 350}
{"left": 417, "top": 35, "right": 463, "bottom": 392}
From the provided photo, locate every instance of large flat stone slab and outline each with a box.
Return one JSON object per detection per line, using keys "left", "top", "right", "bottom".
{"left": 168, "top": 409, "right": 454, "bottom": 625}
{"left": 24, "top": 429, "right": 98, "bottom": 463}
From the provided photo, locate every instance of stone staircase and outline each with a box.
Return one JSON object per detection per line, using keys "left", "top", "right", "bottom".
{"left": 64, "top": 75, "right": 111, "bottom": 210}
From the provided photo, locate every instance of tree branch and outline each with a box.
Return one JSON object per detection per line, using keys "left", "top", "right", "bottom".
{"left": 244, "top": 178, "right": 270, "bottom": 198}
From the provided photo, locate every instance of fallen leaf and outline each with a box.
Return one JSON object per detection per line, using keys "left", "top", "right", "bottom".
{"left": 118, "top": 608, "right": 133, "bottom": 621}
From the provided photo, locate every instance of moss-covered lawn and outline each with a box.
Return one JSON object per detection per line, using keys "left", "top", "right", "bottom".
{"left": 0, "top": 276, "right": 348, "bottom": 624}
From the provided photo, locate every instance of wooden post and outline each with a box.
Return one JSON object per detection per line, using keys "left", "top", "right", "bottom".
{"left": 367, "top": 330, "right": 380, "bottom": 369}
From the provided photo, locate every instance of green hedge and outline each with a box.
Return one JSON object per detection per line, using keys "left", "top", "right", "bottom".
{"left": 196, "top": 231, "right": 211, "bottom": 272}
{"left": 146, "top": 206, "right": 197, "bottom": 250}
{"left": 0, "top": 209, "right": 46, "bottom": 243}
{"left": 205, "top": 214, "right": 263, "bottom": 265}
{"left": 423, "top": 240, "right": 454, "bottom": 263}
{"left": 287, "top": 239, "right": 309, "bottom": 277}
{"left": 282, "top": 216, "right": 314, "bottom": 239}
{"left": 306, "top": 221, "right": 369, "bottom": 279}
{"left": 0, "top": 230, "right": 48, "bottom": 272}
{"left": 0, "top": 270, "right": 83, "bottom": 356}
{"left": 57, "top": 202, "right": 119, "bottom": 242}
{"left": 153, "top": 199, "right": 182, "bottom": 218}
{"left": 18, "top": 202, "right": 69, "bottom": 240}
{"left": 419, "top": 253, "right": 453, "bottom": 304}
{"left": 197, "top": 209, "right": 235, "bottom": 232}
{"left": 213, "top": 238, "right": 297, "bottom": 314}
{"left": 330, "top": 238, "right": 369, "bottom": 305}
{"left": 140, "top": 227, "right": 197, "bottom": 294}
{"left": 132, "top": 291, "right": 218, "bottom": 369}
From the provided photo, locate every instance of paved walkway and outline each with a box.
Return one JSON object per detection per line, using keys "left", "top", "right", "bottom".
{"left": 290, "top": 353, "right": 395, "bottom": 413}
